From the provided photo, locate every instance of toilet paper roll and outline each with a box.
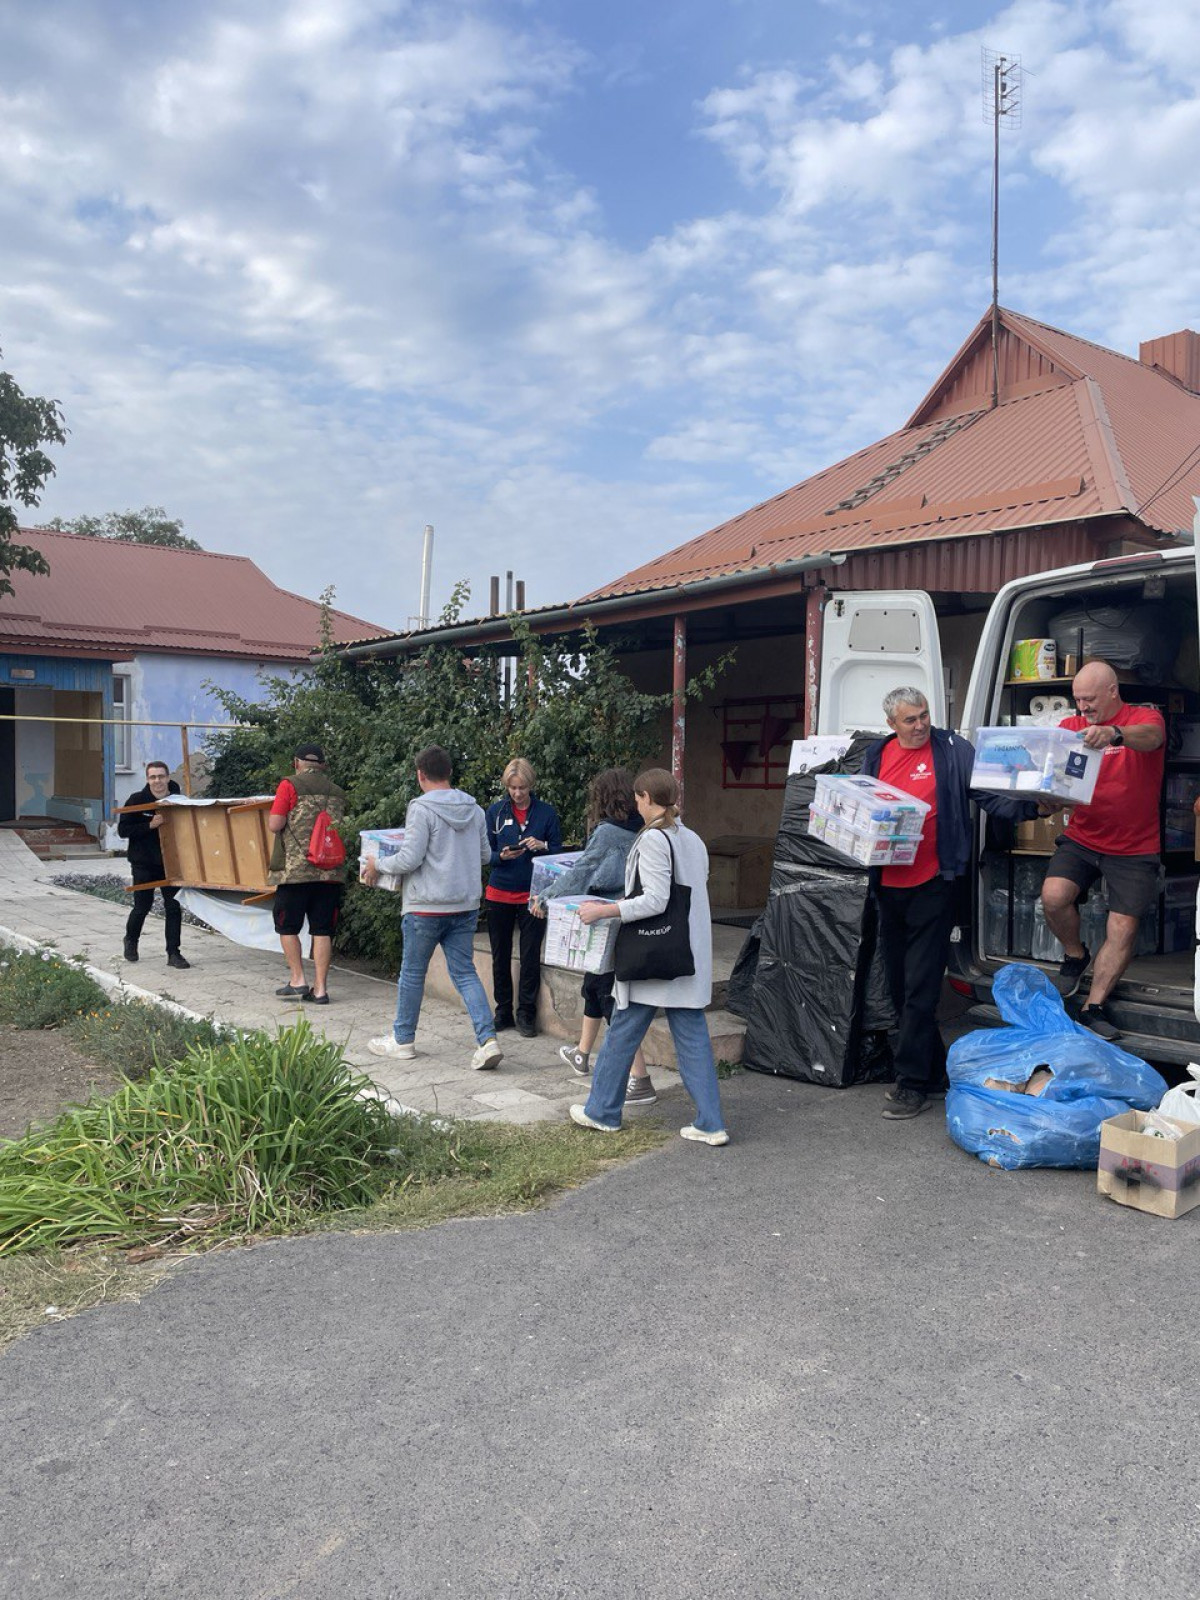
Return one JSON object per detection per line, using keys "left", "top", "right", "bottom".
{"left": 1030, "top": 695, "right": 1049, "bottom": 717}
{"left": 1047, "top": 696, "right": 1070, "bottom": 716}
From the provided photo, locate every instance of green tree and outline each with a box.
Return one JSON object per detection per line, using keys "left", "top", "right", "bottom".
{"left": 46, "top": 504, "right": 201, "bottom": 550}
{"left": 0, "top": 353, "right": 66, "bottom": 597}
{"left": 204, "top": 584, "right": 732, "bottom": 967}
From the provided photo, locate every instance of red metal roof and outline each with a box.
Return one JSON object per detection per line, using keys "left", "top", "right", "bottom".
{"left": 583, "top": 307, "right": 1200, "bottom": 602}
{"left": 0, "top": 529, "right": 392, "bottom": 661}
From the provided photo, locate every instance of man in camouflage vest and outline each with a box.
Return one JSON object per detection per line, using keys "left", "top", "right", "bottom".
{"left": 267, "top": 742, "right": 347, "bottom": 1004}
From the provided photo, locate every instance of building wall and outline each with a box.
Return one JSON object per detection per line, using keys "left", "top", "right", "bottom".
{"left": 116, "top": 654, "right": 301, "bottom": 784}
{"left": 621, "top": 631, "right": 806, "bottom": 845}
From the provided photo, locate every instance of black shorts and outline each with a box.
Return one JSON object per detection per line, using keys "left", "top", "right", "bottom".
{"left": 581, "top": 970, "right": 615, "bottom": 1021}
{"left": 273, "top": 881, "right": 344, "bottom": 938}
{"left": 1045, "top": 837, "right": 1162, "bottom": 919}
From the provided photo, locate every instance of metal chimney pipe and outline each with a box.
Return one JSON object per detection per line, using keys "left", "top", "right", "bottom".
{"left": 515, "top": 579, "right": 526, "bottom": 611}
{"left": 418, "top": 525, "right": 434, "bottom": 627}
{"left": 489, "top": 575, "right": 500, "bottom": 616}
{"left": 504, "top": 570, "right": 513, "bottom": 612}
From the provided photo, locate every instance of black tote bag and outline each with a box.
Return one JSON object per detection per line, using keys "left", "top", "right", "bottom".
{"left": 612, "top": 831, "right": 695, "bottom": 983}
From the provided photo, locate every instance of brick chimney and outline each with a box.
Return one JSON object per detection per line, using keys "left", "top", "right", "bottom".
{"left": 1139, "top": 329, "right": 1200, "bottom": 394}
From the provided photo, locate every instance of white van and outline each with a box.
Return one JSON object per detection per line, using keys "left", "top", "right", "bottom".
{"left": 817, "top": 544, "right": 1200, "bottom": 1064}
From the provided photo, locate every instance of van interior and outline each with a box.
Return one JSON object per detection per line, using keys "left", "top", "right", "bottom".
{"left": 972, "top": 557, "right": 1199, "bottom": 1037}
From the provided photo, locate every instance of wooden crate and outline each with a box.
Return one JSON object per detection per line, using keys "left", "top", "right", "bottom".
{"left": 115, "top": 799, "right": 274, "bottom": 893}
{"left": 706, "top": 835, "right": 774, "bottom": 909}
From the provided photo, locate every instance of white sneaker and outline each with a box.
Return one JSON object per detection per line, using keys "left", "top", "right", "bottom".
{"left": 471, "top": 1038, "right": 503, "bottom": 1071}
{"left": 367, "top": 1036, "right": 417, "bottom": 1061}
{"left": 569, "top": 1104, "right": 619, "bottom": 1133}
{"left": 680, "top": 1124, "right": 730, "bottom": 1147}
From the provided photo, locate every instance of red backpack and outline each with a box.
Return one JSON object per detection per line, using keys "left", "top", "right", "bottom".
{"left": 306, "top": 810, "right": 346, "bottom": 870}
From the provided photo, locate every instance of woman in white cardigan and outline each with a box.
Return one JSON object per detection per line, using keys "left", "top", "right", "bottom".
{"left": 569, "top": 768, "right": 729, "bottom": 1146}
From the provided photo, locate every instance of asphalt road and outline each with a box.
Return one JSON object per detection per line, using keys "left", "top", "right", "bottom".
{"left": 2, "top": 1070, "right": 1196, "bottom": 1600}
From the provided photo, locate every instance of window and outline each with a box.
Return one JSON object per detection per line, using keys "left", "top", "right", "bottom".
{"left": 112, "top": 674, "right": 132, "bottom": 770}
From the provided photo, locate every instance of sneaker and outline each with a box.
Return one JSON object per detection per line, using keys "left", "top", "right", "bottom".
{"left": 885, "top": 1082, "right": 947, "bottom": 1102}
{"left": 515, "top": 1016, "right": 537, "bottom": 1038}
{"left": 1078, "top": 1003, "right": 1122, "bottom": 1041}
{"left": 368, "top": 1036, "right": 417, "bottom": 1060}
{"left": 559, "top": 1045, "right": 590, "bottom": 1076}
{"left": 166, "top": 952, "right": 191, "bottom": 970}
{"left": 1056, "top": 946, "right": 1091, "bottom": 998}
{"left": 569, "top": 1104, "right": 619, "bottom": 1133}
{"left": 882, "top": 1087, "right": 928, "bottom": 1120}
{"left": 680, "top": 1124, "right": 730, "bottom": 1146}
{"left": 625, "top": 1076, "right": 657, "bottom": 1106}
{"left": 123, "top": 938, "right": 139, "bottom": 963}
{"left": 472, "top": 1038, "right": 503, "bottom": 1071}
{"left": 276, "top": 982, "right": 313, "bottom": 999}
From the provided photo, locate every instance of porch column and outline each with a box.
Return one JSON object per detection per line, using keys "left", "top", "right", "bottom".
{"left": 672, "top": 613, "right": 687, "bottom": 811}
{"left": 804, "top": 585, "right": 826, "bottom": 737}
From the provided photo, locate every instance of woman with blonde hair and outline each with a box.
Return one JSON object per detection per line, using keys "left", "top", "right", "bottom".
{"left": 485, "top": 757, "right": 562, "bottom": 1037}
{"left": 569, "top": 768, "right": 729, "bottom": 1145}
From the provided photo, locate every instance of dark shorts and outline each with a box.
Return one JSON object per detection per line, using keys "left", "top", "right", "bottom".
{"left": 581, "top": 970, "right": 615, "bottom": 1021}
{"left": 273, "top": 881, "right": 344, "bottom": 938}
{"left": 1045, "top": 837, "right": 1162, "bottom": 919}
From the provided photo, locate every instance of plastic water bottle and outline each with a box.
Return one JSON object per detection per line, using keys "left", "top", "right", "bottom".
{"left": 986, "top": 888, "right": 1010, "bottom": 956}
{"left": 1012, "top": 861, "right": 1040, "bottom": 957}
{"left": 1032, "top": 901, "right": 1064, "bottom": 962}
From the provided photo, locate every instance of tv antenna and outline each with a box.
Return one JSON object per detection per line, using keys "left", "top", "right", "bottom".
{"left": 982, "top": 48, "right": 1023, "bottom": 408}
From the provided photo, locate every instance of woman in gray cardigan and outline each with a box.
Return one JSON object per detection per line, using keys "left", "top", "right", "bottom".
{"left": 534, "top": 768, "right": 655, "bottom": 1104}
{"left": 568, "top": 768, "right": 728, "bottom": 1145}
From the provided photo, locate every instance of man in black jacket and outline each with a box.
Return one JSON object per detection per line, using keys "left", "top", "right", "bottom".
{"left": 863, "top": 689, "right": 1035, "bottom": 1120}
{"left": 116, "top": 760, "right": 190, "bottom": 969}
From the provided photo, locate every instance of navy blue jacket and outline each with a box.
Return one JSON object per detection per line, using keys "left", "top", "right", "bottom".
{"left": 863, "top": 727, "right": 1037, "bottom": 883}
{"left": 485, "top": 794, "right": 563, "bottom": 895}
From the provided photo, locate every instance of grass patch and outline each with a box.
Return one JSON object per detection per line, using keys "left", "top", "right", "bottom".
{"left": 0, "top": 948, "right": 107, "bottom": 1030}
{"left": 0, "top": 1249, "right": 173, "bottom": 1353}
{"left": 716, "top": 1058, "right": 744, "bottom": 1079}
{"left": 322, "top": 1116, "right": 670, "bottom": 1234}
{"left": 67, "top": 1000, "right": 227, "bottom": 1080}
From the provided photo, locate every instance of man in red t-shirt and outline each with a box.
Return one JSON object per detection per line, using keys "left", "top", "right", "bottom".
{"left": 1042, "top": 660, "right": 1165, "bottom": 1039}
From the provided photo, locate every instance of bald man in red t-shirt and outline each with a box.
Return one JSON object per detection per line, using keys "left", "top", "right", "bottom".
{"left": 1041, "top": 660, "right": 1165, "bottom": 1039}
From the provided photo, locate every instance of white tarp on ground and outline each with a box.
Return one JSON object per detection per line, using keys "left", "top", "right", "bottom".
{"left": 177, "top": 888, "right": 311, "bottom": 956}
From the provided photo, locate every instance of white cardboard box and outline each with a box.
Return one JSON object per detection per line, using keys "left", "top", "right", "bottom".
{"left": 543, "top": 897, "right": 620, "bottom": 974}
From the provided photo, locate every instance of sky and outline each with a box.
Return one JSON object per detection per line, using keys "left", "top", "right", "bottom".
{"left": 3, "top": 0, "right": 1200, "bottom": 632}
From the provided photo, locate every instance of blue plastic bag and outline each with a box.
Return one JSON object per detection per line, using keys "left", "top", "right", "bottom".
{"left": 946, "top": 964, "right": 1168, "bottom": 1170}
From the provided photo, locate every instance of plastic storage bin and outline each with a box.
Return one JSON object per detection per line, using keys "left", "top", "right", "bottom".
{"left": 542, "top": 897, "right": 620, "bottom": 974}
{"left": 529, "top": 851, "right": 584, "bottom": 901}
{"left": 358, "top": 827, "right": 406, "bottom": 889}
{"left": 808, "top": 774, "right": 930, "bottom": 866}
{"left": 971, "top": 726, "right": 1103, "bottom": 807}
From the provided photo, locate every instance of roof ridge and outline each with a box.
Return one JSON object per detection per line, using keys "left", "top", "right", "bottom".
{"left": 24, "top": 526, "right": 255, "bottom": 564}
{"left": 1001, "top": 308, "right": 1147, "bottom": 370}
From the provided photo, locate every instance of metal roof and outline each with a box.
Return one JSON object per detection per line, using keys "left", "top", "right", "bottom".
{"left": 1, "top": 529, "right": 392, "bottom": 661}
{"left": 583, "top": 306, "right": 1200, "bottom": 602}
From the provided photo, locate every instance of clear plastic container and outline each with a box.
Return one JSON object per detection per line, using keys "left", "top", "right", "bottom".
{"left": 1032, "top": 900, "right": 1064, "bottom": 962}
{"left": 807, "top": 808, "right": 922, "bottom": 866}
{"left": 810, "top": 774, "right": 931, "bottom": 839}
{"left": 971, "top": 726, "right": 1103, "bottom": 806}
{"left": 529, "top": 851, "right": 584, "bottom": 901}
{"left": 985, "top": 887, "right": 1011, "bottom": 955}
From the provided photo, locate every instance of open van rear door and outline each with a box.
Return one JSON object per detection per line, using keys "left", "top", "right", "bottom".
{"left": 817, "top": 591, "right": 946, "bottom": 735}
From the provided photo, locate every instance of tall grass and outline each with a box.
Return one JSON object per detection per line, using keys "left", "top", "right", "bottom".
{"left": 0, "top": 1022, "right": 399, "bottom": 1255}
{"left": 0, "top": 948, "right": 107, "bottom": 1029}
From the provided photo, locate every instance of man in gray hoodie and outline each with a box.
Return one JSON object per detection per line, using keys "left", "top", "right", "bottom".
{"left": 365, "top": 745, "right": 501, "bottom": 1070}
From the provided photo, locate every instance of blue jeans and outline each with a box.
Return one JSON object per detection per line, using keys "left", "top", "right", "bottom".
{"left": 394, "top": 912, "right": 494, "bottom": 1047}
{"left": 584, "top": 1001, "right": 726, "bottom": 1134}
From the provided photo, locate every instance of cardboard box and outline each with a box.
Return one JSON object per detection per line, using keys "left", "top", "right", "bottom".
{"left": 1014, "top": 814, "right": 1063, "bottom": 855}
{"left": 707, "top": 835, "right": 774, "bottom": 908}
{"left": 543, "top": 897, "right": 620, "bottom": 974}
{"left": 1097, "top": 1110, "right": 1200, "bottom": 1219}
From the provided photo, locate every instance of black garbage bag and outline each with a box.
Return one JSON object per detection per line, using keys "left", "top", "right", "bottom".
{"left": 725, "top": 925, "right": 761, "bottom": 1020}
{"left": 1048, "top": 601, "right": 1181, "bottom": 684}
{"left": 742, "top": 863, "right": 894, "bottom": 1086}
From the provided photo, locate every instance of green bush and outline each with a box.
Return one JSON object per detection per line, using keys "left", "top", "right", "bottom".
{"left": 0, "top": 948, "right": 107, "bottom": 1029}
{"left": 0, "top": 1021, "right": 399, "bottom": 1255}
{"left": 67, "top": 999, "right": 228, "bottom": 1080}
{"left": 204, "top": 588, "right": 733, "bottom": 966}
